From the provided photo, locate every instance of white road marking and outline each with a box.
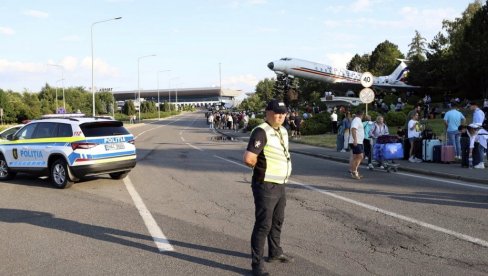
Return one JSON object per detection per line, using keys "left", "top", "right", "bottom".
{"left": 396, "top": 172, "right": 488, "bottom": 190}
{"left": 186, "top": 143, "right": 203, "bottom": 151}
{"left": 214, "top": 155, "right": 488, "bottom": 248}
{"left": 124, "top": 177, "right": 174, "bottom": 252}
{"left": 134, "top": 117, "right": 183, "bottom": 139}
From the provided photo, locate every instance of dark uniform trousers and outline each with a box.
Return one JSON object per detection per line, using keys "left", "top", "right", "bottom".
{"left": 251, "top": 181, "right": 286, "bottom": 268}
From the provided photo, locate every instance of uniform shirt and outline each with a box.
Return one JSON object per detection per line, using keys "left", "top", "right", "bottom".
{"left": 246, "top": 124, "right": 291, "bottom": 184}
{"left": 349, "top": 116, "right": 364, "bottom": 144}
{"left": 444, "top": 109, "right": 465, "bottom": 132}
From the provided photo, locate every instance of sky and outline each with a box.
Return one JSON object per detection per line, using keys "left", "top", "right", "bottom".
{"left": 0, "top": 0, "right": 476, "bottom": 97}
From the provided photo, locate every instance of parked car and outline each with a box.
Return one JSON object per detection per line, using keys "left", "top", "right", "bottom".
{"left": 0, "top": 124, "right": 24, "bottom": 140}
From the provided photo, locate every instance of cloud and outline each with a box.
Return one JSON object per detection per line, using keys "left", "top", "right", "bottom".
{"left": 222, "top": 74, "right": 259, "bottom": 91}
{"left": 0, "top": 59, "right": 45, "bottom": 73}
{"left": 23, "top": 9, "right": 49, "bottom": 18}
{"left": 0, "top": 27, "right": 15, "bottom": 35}
{"left": 248, "top": 0, "right": 267, "bottom": 4}
{"left": 81, "top": 57, "right": 120, "bottom": 77}
{"left": 350, "top": 0, "right": 373, "bottom": 12}
{"left": 325, "top": 52, "right": 355, "bottom": 69}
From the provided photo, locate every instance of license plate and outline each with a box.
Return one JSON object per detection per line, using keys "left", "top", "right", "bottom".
{"left": 105, "top": 143, "right": 125, "bottom": 151}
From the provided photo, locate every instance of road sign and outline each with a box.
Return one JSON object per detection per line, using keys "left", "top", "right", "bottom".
{"left": 359, "top": 88, "right": 375, "bottom": 104}
{"left": 360, "top": 72, "right": 374, "bottom": 88}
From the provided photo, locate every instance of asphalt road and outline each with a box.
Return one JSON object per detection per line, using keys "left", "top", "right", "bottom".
{"left": 1, "top": 111, "right": 487, "bottom": 276}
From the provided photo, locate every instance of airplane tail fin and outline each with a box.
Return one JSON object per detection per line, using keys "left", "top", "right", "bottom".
{"left": 388, "top": 59, "right": 409, "bottom": 83}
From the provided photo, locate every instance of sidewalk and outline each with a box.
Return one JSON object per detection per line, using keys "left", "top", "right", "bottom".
{"left": 216, "top": 128, "right": 488, "bottom": 185}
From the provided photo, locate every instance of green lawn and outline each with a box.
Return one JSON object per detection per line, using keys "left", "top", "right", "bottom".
{"left": 297, "top": 118, "right": 449, "bottom": 148}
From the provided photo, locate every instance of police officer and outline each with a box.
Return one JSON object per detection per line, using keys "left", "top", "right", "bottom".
{"left": 243, "top": 99, "right": 293, "bottom": 276}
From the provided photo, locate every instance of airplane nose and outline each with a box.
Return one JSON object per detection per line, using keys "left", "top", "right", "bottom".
{"left": 267, "top": 62, "right": 274, "bottom": 70}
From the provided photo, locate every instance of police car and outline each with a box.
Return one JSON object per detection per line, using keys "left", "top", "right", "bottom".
{"left": 0, "top": 114, "right": 136, "bottom": 189}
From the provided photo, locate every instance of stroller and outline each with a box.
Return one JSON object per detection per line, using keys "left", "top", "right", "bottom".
{"left": 369, "top": 135, "right": 403, "bottom": 173}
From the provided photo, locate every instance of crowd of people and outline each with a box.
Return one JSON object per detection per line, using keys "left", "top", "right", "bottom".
{"left": 205, "top": 110, "right": 251, "bottom": 131}
{"left": 335, "top": 99, "right": 488, "bottom": 179}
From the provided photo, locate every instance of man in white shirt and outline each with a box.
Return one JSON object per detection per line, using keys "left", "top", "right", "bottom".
{"left": 330, "top": 110, "right": 338, "bottom": 134}
{"left": 348, "top": 110, "right": 365, "bottom": 179}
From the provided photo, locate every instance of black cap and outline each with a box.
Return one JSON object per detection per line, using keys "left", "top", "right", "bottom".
{"left": 265, "top": 99, "right": 287, "bottom": 114}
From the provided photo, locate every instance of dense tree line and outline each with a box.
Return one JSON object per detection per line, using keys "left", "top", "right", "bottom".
{"left": 0, "top": 85, "right": 119, "bottom": 123}
{"left": 244, "top": 0, "right": 488, "bottom": 111}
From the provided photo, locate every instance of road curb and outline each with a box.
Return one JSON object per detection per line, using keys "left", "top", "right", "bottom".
{"left": 216, "top": 130, "right": 488, "bottom": 185}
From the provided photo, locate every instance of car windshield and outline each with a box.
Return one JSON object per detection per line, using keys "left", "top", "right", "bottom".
{"left": 80, "top": 121, "right": 130, "bottom": 137}
{"left": 0, "top": 127, "right": 21, "bottom": 139}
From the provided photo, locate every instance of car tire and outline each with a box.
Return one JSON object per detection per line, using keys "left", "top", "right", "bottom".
{"left": 0, "top": 155, "right": 16, "bottom": 181}
{"left": 109, "top": 171, "right": 129, "bottom": 180}
{"left": 50, "top": 159, "right": 74, "bottom": 189}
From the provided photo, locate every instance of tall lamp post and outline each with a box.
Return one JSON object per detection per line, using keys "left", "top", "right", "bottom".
{"left": 55, "top": 78, "right": 65, "bottom": 113}
{"left": 157, "top": 69, "right": 171, "bottom": 120}
{"left": 91, "top": 16, "right": 122, "bottom": 117}
{"left": 169, "top": 76, "right": 180, "bottom": 111}
{"left": 137, "top": 54, "right": 156, "bottom": 122}
{"left": 48, "top": 64, "right": 65, "bottom": 110}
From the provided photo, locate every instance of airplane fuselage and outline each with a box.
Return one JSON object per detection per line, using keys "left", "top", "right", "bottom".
{"left": 268, "top": 57, "right": 413, "bottom": 88}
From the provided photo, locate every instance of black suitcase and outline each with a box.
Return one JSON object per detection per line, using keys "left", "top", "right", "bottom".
{"left": 433, "top": 145, "right": 442, "bottom": 163}
{"left": 403, "top": 138, "right": 411, "bottom": 160}
{"left": 460, "top": 137, "right": 470, "bottom": 167}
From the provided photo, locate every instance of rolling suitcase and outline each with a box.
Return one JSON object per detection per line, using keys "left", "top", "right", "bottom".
{"left": 402, "top": 138, "right": 411, "bottom": 160}
{"left": 433, "top": 145, "right": 442, "bottom": 163}
{"left": 441, "top": 140, "right": 455, "bottom": 163}
{"left": 423, "top": 139, "right": 441, "bottom": 161}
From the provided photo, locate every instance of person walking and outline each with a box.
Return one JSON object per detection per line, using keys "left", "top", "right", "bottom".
{"left": 340, "top": 112, "right": 352, "bottom": 152}
{"left": 207, "top": 113, "right": 214, "bottom": 129}
{"left": 408, "top": 112, "right": 422, "bottom": 163}
{"left": 330, "top": 110, "right": 338, "bottom": 134}
{"left": 369, "top": 115, "right": 389, "bottom": 168}
{"left": 349, "top": 110, "right": 365, "bottom": 179}
{"left": 243, "top": 99, "right": 293, "bottom": 276}
{"left": 362, "top": 115, "right": 374, "bottom": 169}
{"left": 443, "top": 102, "right": 465, "bottom": 159}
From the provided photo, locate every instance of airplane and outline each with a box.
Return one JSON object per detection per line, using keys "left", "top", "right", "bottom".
{"left": 267, "top": 57, "right": 420, "bottom": 90}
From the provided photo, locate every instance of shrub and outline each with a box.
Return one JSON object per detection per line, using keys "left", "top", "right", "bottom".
{"left": 301, "top": 112, "right": 331, "bottom": 135}
{"left": 366, "top": 110, "right": 380, "bottom": 121}
{"left": 383, "top": 94, "right": 397, "bottom": 105}
{"left": 385, "top": 111, "right": 406, "bottom": 127}
{"left": 247, "top": 118, "right": 265, "bottom": 131}
{"left": 407, "top": 95, "right": 420, "bottom": 105}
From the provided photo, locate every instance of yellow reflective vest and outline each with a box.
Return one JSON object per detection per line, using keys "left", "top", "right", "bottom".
{"left": 254, "top": 122, "right": 292, "bottom": 184}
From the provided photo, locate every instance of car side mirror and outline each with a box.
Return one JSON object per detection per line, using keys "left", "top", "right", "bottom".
{"left": 6, "top": 134, "right": 14, "bottom": 140}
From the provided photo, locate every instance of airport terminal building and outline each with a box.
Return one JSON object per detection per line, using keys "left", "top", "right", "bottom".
{"left": 113, "top": 87, "right": 243, "bottom": 109}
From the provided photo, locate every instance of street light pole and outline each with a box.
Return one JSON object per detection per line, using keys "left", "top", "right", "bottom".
{"left": 55, "top": 78, "right": 64, "bottom": 113}
{"left": 91, "top": 16, "right": 122, "bottom": 117}
{"left": 137, "top": 54, "right": 156, "bottom": 122}
{"left": 157, "top": 70, "right": 171, "bottom": 120}
{"left": 169, "top": 76, "right": 179, "bottom": 111}
{"left": 48, "top": 64, "right": 65, "bottom": 110}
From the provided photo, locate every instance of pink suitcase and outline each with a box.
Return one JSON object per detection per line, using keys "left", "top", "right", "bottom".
{"left": 441, "top": 145, "right": 455, "bottom": 163}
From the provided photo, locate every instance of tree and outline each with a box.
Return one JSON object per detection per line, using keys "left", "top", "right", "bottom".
{"left": 368, "top": 40, "right": 405, "bottom": 76}
{"left": 239, "top": 93, "right": 264, "bottom": 113}
{"left": 255, "top": 78, "right": 275, "bottom": 103}
{"left": 457, "top": 0, "right": 488, "bottom": 98}
{"left": 347, "top": 54, "right": 370, "bottom": 72}
{"left": 407, "top": 30, "right": 427, "bottom": 62}
{"left": 123, "top": 100, "right": 136, "bottom": 116}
